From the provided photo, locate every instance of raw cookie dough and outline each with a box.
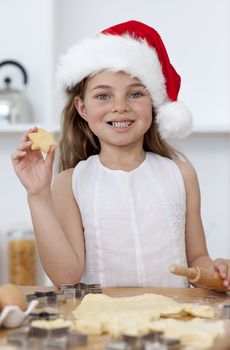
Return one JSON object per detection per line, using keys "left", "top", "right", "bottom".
{"left": 72, "top": 293, "right": 225, "bottom": 348}
{"left": 31, "top": 318, "right": 72, "bottom": 329}
{"left": 149, "top": 318, "right": 224, "bottom": 349}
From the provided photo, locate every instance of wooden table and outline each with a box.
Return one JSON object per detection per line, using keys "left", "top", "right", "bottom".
{"left": 0, "top": 287, "right": 230, "bottom": 350}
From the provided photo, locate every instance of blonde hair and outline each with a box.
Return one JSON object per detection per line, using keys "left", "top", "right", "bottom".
{"left": 59, "top": 79, "right": 183, "bottom": 172}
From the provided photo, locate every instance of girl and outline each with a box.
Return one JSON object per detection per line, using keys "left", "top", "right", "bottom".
{"left": 12, "top": 20, "right": 230, "bottom": 288}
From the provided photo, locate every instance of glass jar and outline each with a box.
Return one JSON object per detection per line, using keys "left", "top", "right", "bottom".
{"left": 8, "top": 230, "right": 36, "bottom": 285}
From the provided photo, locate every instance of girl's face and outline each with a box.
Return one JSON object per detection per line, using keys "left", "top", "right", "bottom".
{"left": 75, "top": 70, "right": 153, "bottom": 150}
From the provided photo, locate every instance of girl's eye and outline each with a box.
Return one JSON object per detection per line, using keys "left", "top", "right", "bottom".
{"left": 129, "top": 91, "right": 143, "bottom": 98}
{"left": 96, "top": 94, "right": 110, "bottom": 100}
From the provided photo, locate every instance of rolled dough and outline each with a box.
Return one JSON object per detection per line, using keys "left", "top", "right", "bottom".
{"left": 72, "top": 293, "right": 224, "bottom": 348}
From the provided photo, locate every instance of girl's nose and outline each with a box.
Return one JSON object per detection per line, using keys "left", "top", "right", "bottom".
{"left": 112, "top": 99, "right": 130, "bottom": 113}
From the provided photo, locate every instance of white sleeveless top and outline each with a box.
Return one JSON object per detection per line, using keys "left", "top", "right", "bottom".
{"left": 72, "top": 152, "right": 188, "bottom": 287}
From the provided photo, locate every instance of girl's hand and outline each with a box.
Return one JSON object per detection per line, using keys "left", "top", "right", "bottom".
{"left": 213, "top": 258, "right": 230, "bottom": 289}
{"left": 11, "top": 127, "right": 56, "bottom": 197}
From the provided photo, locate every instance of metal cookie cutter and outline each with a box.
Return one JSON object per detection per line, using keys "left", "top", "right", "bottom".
{"left": 106, "top": 339, "right": 131, "bottom": 350}
{"left": 60, "top": 284, "right": 77, "bottom": 302}
{"left": 68, "top": 331, "right": 87, "bottom": 347}
{"left": 7, "top": 328, "right": 63, "bottom": 350}
{"left": 7, "top": 327, "right": 87, "bottom": 349}
{"left": 29, "top": 326, "right": 87, "bottom": 349}
{"left": 28, "top": 310, "right": 60, "bottom": 321}
{"left": 29, "top": 325, "right": 70, "bottom": 338}
{"left": 107, "top": 332, "right": 181, "bottom": 350}
{"left": 40, "top": 331, "right": 87, "bottom": 350}
{"left": 26, "top": 291, "right": 65, "bottom": 307}
{"left": 123, "top": 333, "right": 167, "bottom": 350}
{"left": 7, "top": 328, "right": 29, "bottom": 347}
{"left": 222, "top": 304, "right": 230, "bottom": 319}
{"left": 60, "top": 282, "right": 102, "bottom": 301}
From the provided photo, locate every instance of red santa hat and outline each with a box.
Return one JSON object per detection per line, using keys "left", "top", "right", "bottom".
{"left": 57, "top": 20, "right": 192, "bottom": 139}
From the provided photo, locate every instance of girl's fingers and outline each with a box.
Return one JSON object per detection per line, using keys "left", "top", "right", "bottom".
{"left": 214, "top": 259, "right": 227, "bottom": 279}
{"left": 12, "top": 139, "right": 33, "bottom": 162}
{"left": 226, "top": 265, "right": 230, "bottom": 281}
{"left": 45, "top": 146, "right": 56, "bottom": 168}
{"left": 16, "top": 140, "right": 33, "bottom": 152}
{"left": 223, "top": 262, "right": 230, "bottom": 288}
{"left": 11, "top": 150, "right": 27, "bottom": 161}
{"left": 20, "top": 127, "right": 38, "bottom": 142}
{"left": 20, "top": 130, "right": 31, "bottom": 142}
{"left": 214, "top": 259, "right": 230, "bottom": 289}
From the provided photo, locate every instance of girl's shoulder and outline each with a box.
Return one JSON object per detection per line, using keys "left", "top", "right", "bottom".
{"left": 53, "top": 168, "right": 74, "bottom": 187}
{"left": 147, "top": 152, "right": 188, "bottom": 172}
{"left": 55, "top": 168, "right": 74, "bottom": 182}
{"left": 174, "top": 159, "right": 197, "bottom": 177}
{"left": 173, "top": 159, "right": 199, "bottom": 189}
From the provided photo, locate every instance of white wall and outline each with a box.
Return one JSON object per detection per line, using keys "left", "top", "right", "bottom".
{"left": 0, "top": 0, "right": 229, "bottom": 285}
{"left": 0, "top": 0, "right": 55, "bottom": 124}
{"left": 0, "top": 0, "right": 56, "bottom": 284}
{"left": 177, "top": 134, "right": 230, "bottom": 258}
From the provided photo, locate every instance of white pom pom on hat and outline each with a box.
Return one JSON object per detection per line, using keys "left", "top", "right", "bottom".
{"left": 56, "top": 20, "right": 193, "bottom": 139}
{"left": 156, "top": 101, "right": 193, "bottom": 139}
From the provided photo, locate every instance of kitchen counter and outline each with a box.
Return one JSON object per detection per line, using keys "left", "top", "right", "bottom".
{"left": 0, "top": 287, "right": 230, "bottom": 349}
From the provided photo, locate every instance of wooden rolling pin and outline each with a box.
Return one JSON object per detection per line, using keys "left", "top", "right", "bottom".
{"left": 170, "top": 265, "right": 229, "bottom": 292}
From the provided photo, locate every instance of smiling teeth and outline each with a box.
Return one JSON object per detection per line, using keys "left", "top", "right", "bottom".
{"left": 112, "top": 121, "right": 132, "bottom": 128}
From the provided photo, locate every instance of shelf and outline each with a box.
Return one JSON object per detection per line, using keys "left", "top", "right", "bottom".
{"left": 1, "top": 123, "right": 230, "bottom": 134}
{"left": 0, "top": 123, "right": 60, "bottom": 133}
{"left": 192, "top": 125, "right": 230, "bottom": 133}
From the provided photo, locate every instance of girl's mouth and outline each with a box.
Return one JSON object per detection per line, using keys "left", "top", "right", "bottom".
{"left": 107, "top": 121, "right": 133, "bottom": 128}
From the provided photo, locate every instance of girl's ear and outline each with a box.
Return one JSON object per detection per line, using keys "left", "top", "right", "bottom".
{"left": 74, "top": 97, "right": 87, "bottom": 121}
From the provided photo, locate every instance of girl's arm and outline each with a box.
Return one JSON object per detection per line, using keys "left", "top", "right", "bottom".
{"left": 11, "top": 129, "right": 85, "bottom": 286}
{"left": 28, "top": 169, "right": 85, "bottom": 286}
{"left": 176, "top": 160, "right": 230, "bottom": 289}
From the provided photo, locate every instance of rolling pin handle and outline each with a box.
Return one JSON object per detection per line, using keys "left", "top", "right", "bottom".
{"left": 170, "top": 265, "right": 229, "bottom": 292}
{"left": 170, "top": 265, "right": 197, "bottom": 280}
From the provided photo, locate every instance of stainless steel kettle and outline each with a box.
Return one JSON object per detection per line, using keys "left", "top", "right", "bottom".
{"left": 0, "top": 60, "right": 33, "bottom": 124}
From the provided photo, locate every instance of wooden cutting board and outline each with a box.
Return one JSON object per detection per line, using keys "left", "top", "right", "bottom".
{"left": 0, "top": 287, "right": 229, "bottom": 349}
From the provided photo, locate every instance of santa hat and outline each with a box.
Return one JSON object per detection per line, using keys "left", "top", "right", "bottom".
{"left": 57, "top": 20, "right": 192, "bottom": 139}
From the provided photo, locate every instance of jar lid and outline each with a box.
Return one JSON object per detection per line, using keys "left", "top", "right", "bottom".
{"left": 8, "top": 229, "right": 34, "bottom": 239}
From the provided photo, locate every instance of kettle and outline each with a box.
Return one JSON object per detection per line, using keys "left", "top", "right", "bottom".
{"left": 0, "top": 60, "right": 33, "bottom": 124}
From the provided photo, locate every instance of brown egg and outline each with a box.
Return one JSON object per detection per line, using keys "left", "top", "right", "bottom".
{"left": 0, "top": 283, "right": 27, "bottom": 311}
